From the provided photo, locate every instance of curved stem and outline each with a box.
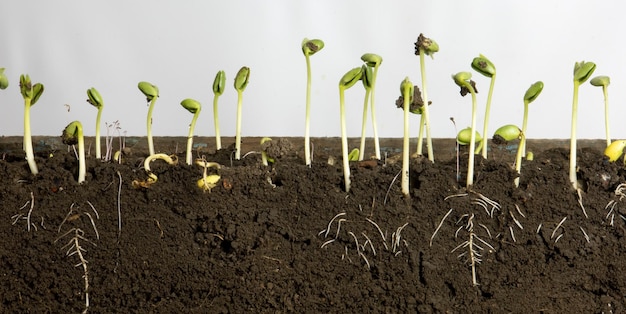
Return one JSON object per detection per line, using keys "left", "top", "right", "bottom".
{"left": 481, "top": 74, "right": 496, "bottom": 159}
{"left": 213, "top": 94, "right": 221, "bottom": 150}
{"left": 603, "top": 86, "right": 611, "bottom": 147}
{"left": 419, "top": 49, "right": 434, "bottom": 162}
{"left": 339, "top": 87, "right": 351, "bottom": 193}
{"left": 235, "top": 90, "right": 243, "bottom": 160}
{"left": 186, "top": 110, "right": 201, "bottom": 165}
{"left": 359, "top": 89, "right": 371, "bottom": 161}
{"left": 370, "top": 65, "right": 381, "bottom": 160}
{"left": 146, "top": 97, "right": 157, "bottom": 156}
{"left": 304, "top": 55, "right": 312, "bottom": 166}
{"left": 95, "top": 107, "right": 103, "bottom": 159}
{"left": 23, "top": 98, "right": 38, "bottom": 175}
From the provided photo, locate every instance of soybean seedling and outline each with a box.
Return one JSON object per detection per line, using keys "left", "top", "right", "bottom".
{"left": 302, "top": 38, "right": 325, "bottom": 166}
{"left": 493, "top": 124, "right": 524, "bottom": 186}
{"left": 0, "top": 68, "right": 8, "bottom": 90}
{"left": 513, "top": 81, "right": 544, "bottom": 187}
{"left": 339, "top": 66, "right": 363, "bottom": 193}
{"left": 570, "top": 61, "right": 596, "bottom": 211}
{"left": 132, "top": 153, "right": 178, "bottom": 188}
{"left": 62, "top": 121, "right": 86, "bottom": 183}
{"left": 605, "top": 140, "right": 626, "bottom": 163}
{"left": 590, "top": 75, "right": 611, "bottom": 146}
{"left": 452, "top": 72, "right": 479, "bottom": 189}
{"left": 415, "top": 34, "right": 439, "bottom": 162}
{"left": 196, "top": 158, "right": 221, "bottom": 192}
{"left": 138, "top": 81, "right": 159, "bottom": 156}
{"left": 181, "top": 98, "right": 202, "bottom": 166}
{"left": 400, "top": 77, "right": 414, "bottom": 196}
{"left": 457, "top": 127, "right": 483, "bottom": 155}
{"left": 19, "top": 74, "right": 45, "bottom": 175}
{"left": 212, "top": 70, "right": 226, "bottom": 150}
{"left": 234, "top": 66, "right": 250, "bottom": 160}
{"left": 471, "top": 54, "right": 496, "bottom": 159}
{"left": 260, "top": 137, "right": 275, "bottom": 166}
{"left": 361, "top": 53, "right": 383, "bottom": 160}
{"left": 86, "top": 87, "right": 104, "bottom": 159}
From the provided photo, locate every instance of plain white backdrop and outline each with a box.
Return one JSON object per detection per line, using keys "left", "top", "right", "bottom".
{"left": 0, "top": 0, "right": 624, "bottom": 140}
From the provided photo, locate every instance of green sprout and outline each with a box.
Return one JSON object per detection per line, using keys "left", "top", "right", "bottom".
{"left": 493, "top": 124, "right": 524, "bottom": 187}
{"left": 452, "top": 71, "right": 478, "bottom": 189}
{"left": 415, "top": 34, "right": 438, "bottom": 162}
{"left": 400, "top": 77, "right": 414, "bottom": 196}
{"left": 302, "top": 38, "right": 325, "bottom": 166}
{"left": 339, "top": 66, "right": 363, "bottom": 193}
{"left": 361, "top": 53, "right": 383, "bottom": 160}
{"left": 181, "top": 98, "right": 202, "bottom": 166}
{"left": 348, "top": 148, "right": 360, "bottom": 161}
{"left": 260, "top": 137, "right": 275, "bottom": 166}
{"left": 196, "top": 159, "right": 221, "bottom": 192}
{"left": 0, "top": 68, "right": 8, "bottom": 90}
{"left": 132, "top": 153, "right": 178, "bottom": 188}
{"left": 590, "top": 75, "right": 611, "bottom": 146}
{"left": 521, "top": 81, "right": 544, "bottom": 155}
{"left": 234, "top": 66, "right": 250, "bottom": 160}
{"left": 471, "top": 54, "right": 496, "bottom": 159}
{"left": 19, "top": 74, "right": 44, "bottom": 175}
{"left": 86, "top": 87, "right": 104, "bottom": 160}
{"left": 570, "top": 61, "right": 596, "bottom": 195}
{"left": 212, "top": 70, "right": 226, "bottom": 150}
{"left": 138, "top": 81, "right": 159, "bottom": 156}
{"left": 605, "top": 140, "right": 626, "bottom": 163}
{"left": 61, "top": 121, "right": 86, "bottom": 183}
{"left": 457, "top": 127, "right": 483, "bottom": 154}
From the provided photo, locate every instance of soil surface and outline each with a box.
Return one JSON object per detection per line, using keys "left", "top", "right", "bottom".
{"left": 1, "top": 136, "right": 625, "bottom": 313}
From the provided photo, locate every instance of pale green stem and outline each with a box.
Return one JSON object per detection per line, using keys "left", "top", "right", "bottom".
{"left": 481, "top": 74, "right": 496, "bottom": 159}
{"left": 521, "top": 101, "right": 529, "bottom": 156}
{"left": 146, "top": 97, "right": 157, "bottom": 156}
{"left": 76, "top": 124, "right": 86, "bottom": 184}
{"left": 416, "top": 114, "right": 425, "bottom": 156}
{"left": 467, "top": 89, "right": 478, "bottom": 189}
{"left": 213, "top": 94, "right": 222, "bottom": 150}
{"left": 95, "top": 107, "right": 103, "bottom": 159}
{"left": 304, "top": 55, "right": 312, "bottom": 166}
{"left": 419, "top": 49, "right": 434, "bottom": 162}
{"left": 186, "top": 110, "right": 201, "bottom": 165}
{"left": 402, "top": 87, "right": 411, "bottom": 196}
{"left": 603, "top": 85, "right": 611, "bottom": 147}
{"left": 235, "top": 90, "right": 243, "bottom": 160}
{"left": 514, "top": 132, "right": 525, "bottom": 188}
{"left": 23, "top": 98, "right": 38, "bottom": 175}
{"left": 569, "top": 81, "right": 579, "bottom": 190}
{"left": 339, "top": 87, "right": 351, "bottom": 193}
{"left": 358, "top": 88, "right": 371, "bottom": 161}
{"left": 370, "top": 65, "right": 381, "bottom": 160}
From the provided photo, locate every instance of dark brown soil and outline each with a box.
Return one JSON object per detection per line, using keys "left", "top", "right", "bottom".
{"left": 1, "top": 137, "right": 625, "bottom": 313}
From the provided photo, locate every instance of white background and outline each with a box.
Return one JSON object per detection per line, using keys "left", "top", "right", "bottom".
{"left": 0, "top": 1, "right": 624, "bottom": 140}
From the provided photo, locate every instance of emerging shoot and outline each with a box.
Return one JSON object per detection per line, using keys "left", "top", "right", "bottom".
{"left": 604, "top": 140, "right": 626, "bottom": 163}
{"left": 234, "top": 66, "right": 250, "bottom": 160}
{"left": 457, "top": 127, "right": 483, "bottom": 154}
{"left": 132, "top": 153, "right": 178, "bottom": 188}
{"left": 452, "top": 71, "right": 478, "bottom": 189}
{"left": 138, "top": 81, "right": 159, "bottom": 156}
{"left": 400, "top": 77, "right": 414, "bottom": 196}
{"left": 302, "top": 38, "right": 325, "bottom": 166}
{"left": 86, "top": 87, "right": 104, "bottom": 159}
{"left": 361, "top": 53, "right": 383, "bottom": 160}
{"left": 181, "top": 98, "right": 202, "bottom": 165}
{"left": 471, "top": 54, "right": 496, "bottom": 159}
{"left": 515, "top": 81, "right": 544, "bottom": 186}
{"left": 62, "top": 121, "right": 86, "bottom": 184}
{"left": 590, "top": 75, "right": 611, "bottom": 146}
{"left": 212, "top": 70, "right": 226, "bottom": 150}
{"left": 196, "top": 159, "right": 221, "bottom": 192}
{"left": 260, "top": 137, "right": 275, "bottom": 166}
{"left": 339, "top": 66, "right": 363, "bottom": 193}
{"left": 20, "top": 74, "right": 45, "bottom": 175}
{"left": 570, "top": 61, "right": 596, "bottom": 192}
{"left": 415, "top": 34, "right": 438, "bottom": 162}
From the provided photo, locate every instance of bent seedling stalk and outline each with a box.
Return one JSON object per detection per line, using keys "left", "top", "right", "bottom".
{"left": 302, "top": 38, "right": 325, "bottom": 166}
{"left": 138, "top": 81, "right": 159, "bottom": 156}
{"left": 62, "top": 121, "right": 86, "bottom": 184}
{"left": 339, "top": 67, "right": 363, "bottom": 193}
{"left": 132, "top": 153, "right": 178, "bottom": 188}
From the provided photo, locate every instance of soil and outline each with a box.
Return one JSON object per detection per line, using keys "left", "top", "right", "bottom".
{"left": 1, "top": 136, "right": 625, "bottom": 313}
